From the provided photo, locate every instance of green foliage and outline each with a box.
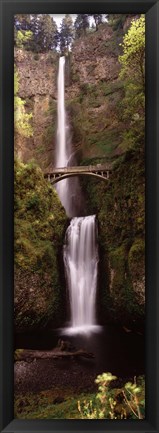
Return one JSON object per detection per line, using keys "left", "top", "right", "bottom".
{"left": 100, "top": 80, "right": 124, "bottom": 97}
{"left": 74, "top": 14, "right": 89, "bottom": 38}
{"left": 67, "top": 75, "right": 124, "bottom": 158}
{"left": 14, "top": 14, "right": 58, "bottom": 53}
{"left": 122, "top": 379, "right": 145, "bottom": 419}
{"left": 109, "top": 247, "right": 137, "bottom": 317}
{"left": 14, "top": 375, "right": 145, "bottom": 420}
{"left": 118, "top": 16, "right": 145, "bottom": 151}
{"left": 14, "top": 159, "right": 67, "bottom": 268}
{"left": 14, "top": 67, "right": 33, "bottom": 137}
{"left": 119, "top": 16, "right": 145, "bottom": 83}
{"left": 14, "top": 14, "right": 31, "bottom": 30}
{"left": 107, "top": 14, "right": 129, "bottom": 31}
{"left": 15, "top": 30, "right": 33, "bottom": 49}
{"left": 59, "top": 14, "right": 74, "bottom": 54}
{"left": 15, "top": 389, "right": 96, "bottom": 419}
{"left": 14, "top": 14, "right": 32, "bottom": 47}
{"left": 128, "top": 239, "right": 145, "bottom": 280}
{"left": 41, "top": 99, "right": 57, "bottom": 151}
{"left": 14, "top": 96, "right": 33, "bottom": 137}
{"left": 37, "top": 15, "right": 58, "bottom": 52}
{"left": 78, "top": 373, "right": 145, "bottom": 419}
{"left": 14, "top": 13, "right": 105, "bottom": 53}
{"left": 14, "top": 68, "right": 19, "bottom": 95}
{"left": 14, "top": 159, "right": 68, "bottom": 330}
{"left": 81, "top": 148, "right": 145, "bottom": 326}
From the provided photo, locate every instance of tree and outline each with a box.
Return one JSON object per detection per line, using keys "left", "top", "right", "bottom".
{"left": 74, "top": 14, "right": 89, "bottom": 38}
{"left": 92, "top": 14, "right": 103, "bottom": 31}
{"left": 107, "top": 14, "right": 128, "bottom": 31}
{"left": 119, "top": 16, "right": 145, "bottom": 90}
{"left": 14, "top": 14, "right": 32, "bottom": 48}
{"left": 14, "top": 14, "right": 58, "bottom": 52}
{"left": 59, "top": 14, "right": 74, "bottom": 54}
{"left": 14, "top": 67, "right": 33, "bottom": 138}
{"left": 14, "top": 14, "right": 31, "bottom": 31}
{"left": 118, "top": 16, "right": 145, "bottom": 150}
{"left": 54, "top": 28, "right": 60, "bottom": 50}
{"left": 28, "top": 14, "right": 42, "bottom": 51}
{"left": 38, "top": 15, "right": 58, "bottom": 51}
{"left": 15, "top": 29, "right": 33, "bottom": 49}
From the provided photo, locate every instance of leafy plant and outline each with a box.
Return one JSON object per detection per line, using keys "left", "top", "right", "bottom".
{"left": 118, "top": 16, "right": 145, "bottom": 151}
{"left": 78, "top": 373, "right": 145, "bottom": 419}
{"left": 14, "top": 67, "right": 33, "bottom": 137}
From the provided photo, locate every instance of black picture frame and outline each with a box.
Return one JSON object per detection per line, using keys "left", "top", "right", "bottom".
{"left": 0, "top": 0, "right": 159, "bottom": 432}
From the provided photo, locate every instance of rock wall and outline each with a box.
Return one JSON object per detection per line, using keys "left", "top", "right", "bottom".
{"left": 14, "top": 23, "right": 123, "bottom": 168}
{"left": 15, "top": 49, "right": 57, "bottom": 98}
{"left": 15, "top": 49, "right": 58, "bottom": 169}
{"left": 70, "top": 24, "right": 120, "bottom": 88}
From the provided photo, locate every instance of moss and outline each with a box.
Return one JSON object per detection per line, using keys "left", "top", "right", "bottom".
{"left": 128, "top": 239, "right": 145, "bottom": 280}
{"left": 110, "top": 245, "right": 126, "bottom": 285}
{"left": 81, "top": 148, "right": 145, "bottom": 327}
{"left": 32, "top": 98, "right": 57, "bottom": 168}
{"left": 14, "top": 349, "right": 24, "bottom": 361}
{"left": 14, "top": 375, "right": 145, "bottom": 419}
{"left": 14, "top": 159, "right": 68, "bottom": 331}
{"left": 42, "top": 99, "right": 57, "bottom": 148}
{"left": 14, "top": 390, "right": 96, "bottom": 419}
{"left": 67, "top": 73, "right": 124, "bottom": 160}
{"left": 129, "top": 239, "right": 144, "bottom": 267}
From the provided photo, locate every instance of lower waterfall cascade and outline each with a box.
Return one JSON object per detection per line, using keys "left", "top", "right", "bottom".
{"left": 62, "top": 215, "right": 101, "bottom": 335}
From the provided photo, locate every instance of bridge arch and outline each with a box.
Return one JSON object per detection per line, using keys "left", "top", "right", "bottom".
{"left": 44, "top": 165, "right": 112, "bottom": 185}
{"left": 48, "top": 172, "right": 110, "bottom": 186}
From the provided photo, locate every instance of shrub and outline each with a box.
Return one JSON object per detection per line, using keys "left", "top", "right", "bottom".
{"left": 78, "top": 372, "right": 145, "bottom": 419}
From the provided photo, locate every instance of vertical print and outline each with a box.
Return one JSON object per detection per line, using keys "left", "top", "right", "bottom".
{"left": 14, "top": 13, "right": 145, "bottom": 419}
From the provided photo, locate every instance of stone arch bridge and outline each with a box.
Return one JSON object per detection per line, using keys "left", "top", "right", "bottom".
{"left": 44, "top": 164, "right": 113, "bottom": 185}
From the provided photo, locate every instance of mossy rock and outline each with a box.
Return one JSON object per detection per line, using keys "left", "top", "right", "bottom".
{"left": 80, "top": 149, "right": 145, "bottom": 328}
{"left": 14, "top": 159, "right": 68, "bottom": 331}
{"left": 128, "top": 238, "right": 145, "bottom": 280}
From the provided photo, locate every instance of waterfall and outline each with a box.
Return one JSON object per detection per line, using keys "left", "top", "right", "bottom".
{"left": 55, "top": 56, "right": 70, "bottom": 215}
{"left": 55, "top": 56, "right": 82, "bottom": 217}
{"left": 55, "top": 57, "right": 101, "bottom": 335}
{"left": 56, "top": 57, "right": 67, "bottom": 166}
{"left": 63, "top": 215, "right": 100, "bottom": 335}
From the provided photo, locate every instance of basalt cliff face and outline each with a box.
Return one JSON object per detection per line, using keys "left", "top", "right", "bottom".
{"left": 14, "top": 23, "right": 124, "bottom": 169}
{"left": 15, "top": 50, "right": 58, "bottom": 169}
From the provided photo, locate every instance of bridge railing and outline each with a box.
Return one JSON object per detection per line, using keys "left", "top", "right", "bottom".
{"left": 44, "top": 164, "right": 112, "bottom": 175}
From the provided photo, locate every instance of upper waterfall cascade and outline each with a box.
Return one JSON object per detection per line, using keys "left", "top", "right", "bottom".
{"left": 55, "top": 56, "right": 82, "bottom": 217}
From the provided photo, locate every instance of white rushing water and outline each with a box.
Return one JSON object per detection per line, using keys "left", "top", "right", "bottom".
{"left": 55, "top": 56, "right": 82, "bottom": 217}
{"left": 55, "top": 56, "right": 70, "bottom": 215}
{"left": 56, "top": 57, "right": 101, "bottom": 335}
{"left": 63, "top": 215, "right": 100, "bottom": 335}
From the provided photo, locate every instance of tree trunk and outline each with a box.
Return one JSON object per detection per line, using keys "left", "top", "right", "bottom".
{"left": 15, "top": 348, "right": 95, "bottom": 361}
